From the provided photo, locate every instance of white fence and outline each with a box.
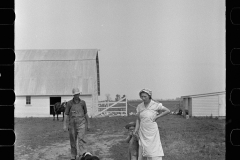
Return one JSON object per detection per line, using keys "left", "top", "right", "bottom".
{"left": 94, "top": 97, "right": 127, "bottom": 117}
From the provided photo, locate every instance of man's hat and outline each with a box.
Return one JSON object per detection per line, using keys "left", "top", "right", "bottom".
{"left": 72, "top": 88, "right": 81, "bottom": 95}
{"left": 125, "top": 122, "right": 136, "bottom": 129}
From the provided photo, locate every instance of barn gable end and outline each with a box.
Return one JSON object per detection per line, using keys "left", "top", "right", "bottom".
{"left": 15, "top": 49, "right": 100, "bottom": 117}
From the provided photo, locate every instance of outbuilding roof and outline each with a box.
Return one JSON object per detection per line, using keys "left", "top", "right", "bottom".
{"left": 181, "top": 91, "right": 225, "bottom": 98}
{"left": 15, "top": 49, "right": 100, "bottom": 96}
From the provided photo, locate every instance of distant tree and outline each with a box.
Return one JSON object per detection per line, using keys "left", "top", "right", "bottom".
{"left": 115, "top": 94, "right": 121, "bottom": 101}
{"left": 175, "top": 97, "right": 181, "bottom": 100}
{"left": 122, "top": 94, "right": 126, "bottom": 101}
{"left": 105, "top": 94, "right": 111, "bottom": 101}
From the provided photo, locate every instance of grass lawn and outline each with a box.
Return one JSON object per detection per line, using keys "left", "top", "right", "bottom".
{"left": 15, "top": 113, "right": 225, "bottom": 160}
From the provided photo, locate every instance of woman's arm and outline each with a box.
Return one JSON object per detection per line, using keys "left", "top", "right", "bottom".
{"left": 154, "top": 106, "right": 170, "bottom": 121}
{"left": 134, "top": 115, "right": 140, "bottom": 135}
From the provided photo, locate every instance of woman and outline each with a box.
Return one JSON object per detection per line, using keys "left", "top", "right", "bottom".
{"left": 134, "top": 89, "right": 170, "bottom": 160}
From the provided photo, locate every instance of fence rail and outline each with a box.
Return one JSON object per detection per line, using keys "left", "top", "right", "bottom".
{"left": 94, "top": 97, "right": 127, "bottom": 117}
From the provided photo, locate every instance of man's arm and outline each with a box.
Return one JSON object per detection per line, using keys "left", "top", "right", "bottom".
{"left": 83, "top": 101, "right": 90, "bottom": 130}
{"left": 63, "top": 114, "right": 69, "bottom": 131}
{"left": 63, "top": 101, "right": 70, "bottom": 131}
{"left": 85, "top": 113, "right": 90, "bottom": 130}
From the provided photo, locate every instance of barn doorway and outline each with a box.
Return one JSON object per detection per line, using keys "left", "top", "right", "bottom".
{"left": 50, "top": 97, "right": 61, "bottom": 115}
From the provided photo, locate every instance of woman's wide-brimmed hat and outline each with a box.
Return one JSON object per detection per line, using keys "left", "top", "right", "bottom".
{"left": 72, "top": 88, "right": 81, "bottom": 95}
{"left": 125, "top": 122, "right": 136, "bottom": 129}
{"left": 139, "top": 88, "right": 152, "bottom": 97}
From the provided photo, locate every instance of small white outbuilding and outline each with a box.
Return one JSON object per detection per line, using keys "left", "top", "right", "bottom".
{"left": 181, "top": 91, "right": 225, "bottom": 117}
{"left": 14, "top": 49, "right": 100, "bottom": 117}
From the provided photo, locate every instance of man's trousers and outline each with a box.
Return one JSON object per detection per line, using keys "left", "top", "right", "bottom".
{"left": 68, "top": 117, "right": 86, "bottom": 158}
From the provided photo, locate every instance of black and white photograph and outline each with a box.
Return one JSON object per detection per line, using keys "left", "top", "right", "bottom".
{"left": 15, "top": 0, "right": 225, "bottom": 159}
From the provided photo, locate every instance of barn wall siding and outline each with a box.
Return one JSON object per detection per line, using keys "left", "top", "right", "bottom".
{"left": 192, "top": 96, "right": 219, "bottom": 116}
{"left": 15, "top": 95, "right": 93, "bottom": 117}
{"left": 218, "top": 94, "right": 225, "bottom": 116}
{"left": 15, "top": 97, "right": 50, "bottom": 117}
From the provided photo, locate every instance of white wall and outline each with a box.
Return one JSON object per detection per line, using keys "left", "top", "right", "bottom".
{"left": 218, "top": 94, "right": 226, "bottom": 116}
{"left": 15, "top": 95, "right": 94, "bottom": 117}
{"left": 15, "top": 96, "right": 50, "bottom": 117}
{"left": 192, "top": 95, "right": 219, "bottom": 116}
{"left": 61, "top": 96, "right": 72, "bottom": 103}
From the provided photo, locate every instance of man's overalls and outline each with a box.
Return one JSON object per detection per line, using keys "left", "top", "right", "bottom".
{"left": 66, "top": 99, "right": 87, "bottom": 158}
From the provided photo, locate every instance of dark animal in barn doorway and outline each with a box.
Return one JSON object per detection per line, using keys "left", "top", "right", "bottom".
{"left": 53, "top": 101, "right": 67, "bottom": 121}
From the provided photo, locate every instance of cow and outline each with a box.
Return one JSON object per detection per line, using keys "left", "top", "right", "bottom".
{"left": 53, "top": 101, "right": 67, "bottom": 121}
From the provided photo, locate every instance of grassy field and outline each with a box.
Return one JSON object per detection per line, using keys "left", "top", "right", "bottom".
{"left": 15, "top": 112, "right": 225, "bottom": 160}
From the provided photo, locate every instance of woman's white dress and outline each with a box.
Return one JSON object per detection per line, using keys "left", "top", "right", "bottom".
{"left": 137, "top": 100, "right": 164, "bottom": 159}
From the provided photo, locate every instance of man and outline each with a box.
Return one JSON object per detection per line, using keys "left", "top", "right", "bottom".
{"left": 63, "top": 88, "right": 90, "bottom": 160}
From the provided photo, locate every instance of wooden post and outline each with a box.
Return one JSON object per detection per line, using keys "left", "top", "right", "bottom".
{"left": 94, "top": 98, "right": 126, "bottom": 117}
{"left": 125, "top": 96, "right": 128, "bottom": 116}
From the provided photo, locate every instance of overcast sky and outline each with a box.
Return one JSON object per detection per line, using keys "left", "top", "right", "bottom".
{"left": 15, "top": 0, "right": 225, "bottom": 100}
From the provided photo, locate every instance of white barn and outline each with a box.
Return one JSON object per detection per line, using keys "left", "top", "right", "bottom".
{"left": 181, "top": 91, "right": 225, "bottom": 117}
{"left": 14, "top": 49, "right": 100, "bottom": 118}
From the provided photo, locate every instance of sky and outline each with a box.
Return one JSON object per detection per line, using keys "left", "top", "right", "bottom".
{"left": 15, "top": 0, "right": 225, "bottom": 100}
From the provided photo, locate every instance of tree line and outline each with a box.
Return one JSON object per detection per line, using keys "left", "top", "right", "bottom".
{"left": 103, "top": 94, "right": 181, "bottom": 102}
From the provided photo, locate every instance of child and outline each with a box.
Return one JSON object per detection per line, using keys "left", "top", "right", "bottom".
{"left": 125, "top": 122, "right": 139, "bottom": 160}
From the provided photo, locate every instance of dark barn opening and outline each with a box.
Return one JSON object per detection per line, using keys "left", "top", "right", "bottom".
{"left": 50, "top": 97, "right": 61, "bottom": 115}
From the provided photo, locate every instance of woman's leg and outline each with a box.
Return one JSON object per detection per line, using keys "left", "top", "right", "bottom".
{"left": 138, "top": 144, "right": 143, "bottom": 160}
{"left": 131, "top": 155, "right": 138, "bottom": 160}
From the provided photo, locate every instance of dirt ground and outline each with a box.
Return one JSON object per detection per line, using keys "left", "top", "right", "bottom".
{"left": 15, "top": 115, "right": 225, "bottom": 160}
{"left": 15, "top": 116, "right": 131, "bottom": 160}
{"left": 15, "top": 132, "right": 125, "bottom": 160}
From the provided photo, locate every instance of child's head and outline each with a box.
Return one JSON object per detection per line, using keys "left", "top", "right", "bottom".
{"left": 125, "top": 122, "right": 136, "bottom": 134}
{"left": 128, "top": 126, "right": 135, "bottom": 135}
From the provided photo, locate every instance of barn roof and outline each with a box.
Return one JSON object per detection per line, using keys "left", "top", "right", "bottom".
{"left": 15, "top": 49, "right": 99, "bottom": 61}
{"left": 15, "top": 49, "right": 100, "bottom": 96}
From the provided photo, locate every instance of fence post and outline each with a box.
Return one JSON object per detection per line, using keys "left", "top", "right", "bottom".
{"left": 126, "top": 96, "right": 128, "bottom": 116}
